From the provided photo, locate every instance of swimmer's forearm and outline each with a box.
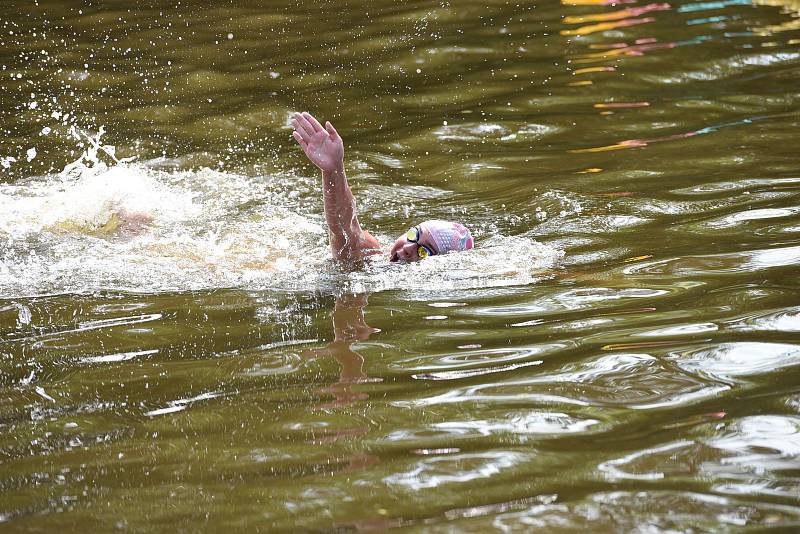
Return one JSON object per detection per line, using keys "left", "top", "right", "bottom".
{"left": 321, "top": 166, "right": 364, "bottom": 259}
{"left": 322, "top": 166, "right": 355, "bottom": 223}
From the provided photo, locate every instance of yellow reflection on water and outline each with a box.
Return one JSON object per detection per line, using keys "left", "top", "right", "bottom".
{"left": 570, "top": 140, "right": 648, "bottom": 153}
{"left": 594, "top": 102, "right": 651, "bottom": 109}
{"left": 751, "top": 0, "right": 800, "bottom": 34}
{"left": 573, "top": 66, "right": 617, "bottom": 74}
{"left": 563, "top": 3, "right": 671, "bottom": 24}
{"left": 561, "top": 16, "right": 657, "bottom": 36}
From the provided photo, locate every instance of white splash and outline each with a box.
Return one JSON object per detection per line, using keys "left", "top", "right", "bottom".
{"left": 0, "top": 129, "right": 563, "bottom": 296}
{"left": 352, "top": 235, "right": 563, "bottom": 293}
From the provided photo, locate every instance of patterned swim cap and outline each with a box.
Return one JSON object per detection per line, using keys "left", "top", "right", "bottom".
{"left": 420, "top": 220, "right": 474, "bottom": 255}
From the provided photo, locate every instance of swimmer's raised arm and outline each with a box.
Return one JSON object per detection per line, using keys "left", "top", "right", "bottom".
{"left": 292, "top": 112, "right": 380, "bottom": 264}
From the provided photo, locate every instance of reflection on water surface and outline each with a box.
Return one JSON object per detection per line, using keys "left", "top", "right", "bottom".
{"left": 1, "top": 0, "right": 800, "bottom": 530}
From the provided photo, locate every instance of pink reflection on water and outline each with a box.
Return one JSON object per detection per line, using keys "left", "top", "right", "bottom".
{"left": 570, "top": 129, "right": 700, "bottom": 153}
{"left": 572, "top": 39, "right": 678, "bottom": 64}
{"left": 561, "top": 0, "right": 685, "bottom": 160}
{"left": 562, "top": 0, "right": 636, "bottom": 5}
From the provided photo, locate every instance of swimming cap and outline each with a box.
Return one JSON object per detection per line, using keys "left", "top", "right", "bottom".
{"left": 420, "top": 220, "right": 474, "bottom": 255}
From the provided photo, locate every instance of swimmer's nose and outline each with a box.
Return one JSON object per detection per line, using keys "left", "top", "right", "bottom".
{"left": 400, "top": 242, "right": 420, "bottom": 261}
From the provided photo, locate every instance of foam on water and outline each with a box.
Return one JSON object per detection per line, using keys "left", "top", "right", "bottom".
{"left": 0, "top": 135, "right": 563, "bottom": 297}
{"left": 351, "top": 236, "right": 563, "bottom": 294}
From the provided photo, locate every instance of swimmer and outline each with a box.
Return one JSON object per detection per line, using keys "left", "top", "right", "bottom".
{"left": 49, "top": 201, "right": 153, "bottom": 236}
{"left": 106, "top": 204, "right": 153, "bottom": 235}
{"left": 291, "top": 111, "right": 474, "bottom": 265}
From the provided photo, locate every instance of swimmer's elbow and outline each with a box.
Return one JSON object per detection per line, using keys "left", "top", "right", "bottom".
{"left": 329, "top": 230, "right": 379, "bottom": 268}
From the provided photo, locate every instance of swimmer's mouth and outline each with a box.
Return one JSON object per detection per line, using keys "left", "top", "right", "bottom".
{"left": 389, "top": 252, "right": 399, "bottom": 262}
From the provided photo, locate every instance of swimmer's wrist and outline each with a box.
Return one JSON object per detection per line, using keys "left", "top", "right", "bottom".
{"left": 322, "top": 164, "right": 345, "bottom": 180}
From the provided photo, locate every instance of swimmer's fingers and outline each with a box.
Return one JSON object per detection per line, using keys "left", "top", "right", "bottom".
{"left": 291, "top": 120, "right": 310, "bottom": 144}
{"left": 302, "top": 112, "right": 325, "bottom": 133}
{"left": 292, "top": 130, "right": 307, "bottom": 148}
{"left": 293, "top": 112, "right": 315, "bottom": 137}
{"left": 325, "top": 121, "right": 340, "bottom": 141}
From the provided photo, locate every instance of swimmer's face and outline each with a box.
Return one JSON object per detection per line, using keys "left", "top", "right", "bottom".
{"left": 389, "top": 224, "right": 437, "bottom": 262}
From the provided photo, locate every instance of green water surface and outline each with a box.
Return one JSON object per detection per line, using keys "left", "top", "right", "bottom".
{"left": 2, "top": 0, "right": 800, "bottom": 531}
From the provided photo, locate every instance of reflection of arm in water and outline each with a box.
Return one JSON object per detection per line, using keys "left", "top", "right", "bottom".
{"left": 291, "top": 112, "right": 381, "bottom": 264}
{"left": 302, "top": 292, "right": 380, "bottom": 409}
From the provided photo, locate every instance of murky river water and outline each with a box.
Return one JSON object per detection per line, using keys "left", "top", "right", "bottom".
{"left": 2, "top": 0, "right": 800, "bottom": 531}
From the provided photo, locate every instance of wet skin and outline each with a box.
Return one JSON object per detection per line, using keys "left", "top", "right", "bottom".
{"left": 292, "top": 111, "right": 441, "bottom": 265}
{"left": 388, "top": 225, "right": 438, "bottom": 263}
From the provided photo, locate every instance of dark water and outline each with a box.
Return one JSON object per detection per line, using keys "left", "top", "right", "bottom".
{"left": 2, "top": 0, "right": 800, "bottom": 531}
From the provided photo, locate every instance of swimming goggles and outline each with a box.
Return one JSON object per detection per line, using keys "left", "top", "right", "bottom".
{"left": 406, "top": 226, "right": 436, "bottom": 258}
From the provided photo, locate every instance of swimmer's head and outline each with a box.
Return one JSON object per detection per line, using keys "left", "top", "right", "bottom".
{"left": 389, "top": 220, "right": 474, "bottom": 262}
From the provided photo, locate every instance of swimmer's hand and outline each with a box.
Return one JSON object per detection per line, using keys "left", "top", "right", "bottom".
{"left": 292, "top": 112, "right": 344, "bottom": 174}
